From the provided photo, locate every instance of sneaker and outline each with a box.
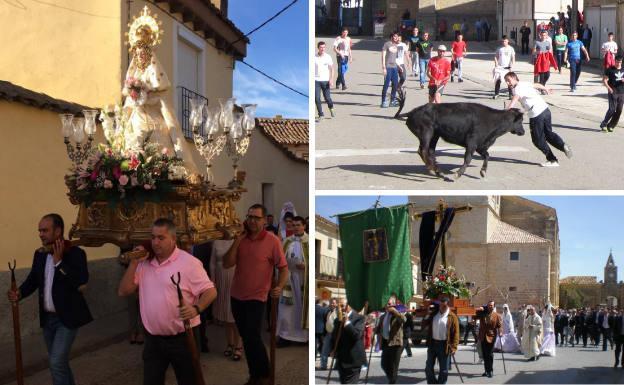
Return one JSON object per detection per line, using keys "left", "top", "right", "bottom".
{"left": 601, "top": 125, "right": 608, "bottom": 132}
{"left": 390, "top": 99, "right": 399, "bottom": 107}
{"left": 607, "top": 126, "right": 614, "bottom": 132}
{"left": 451, "top": 75, "right": 455, "bottom": 82}
{"left": 564, "top": 144, "right": 573, "bottom": 159}
{"left": 329, "top": 108, "right": 335, "bottom": 118}
{"left": 420, "top": 83, "right": 425, "bottom": 89}
{"left": 381, "top": 101, "right": 389, "bottom": 108}
{"left": 570, "top": 88, "right": 575, "bottom": 92}
{"left": 493, "top": 94, "right": 499, "bottom": 100}
{"left": 342, "top": 85, "right": 348, "bottom": 90}
{"left": 541, "top": 160, "right": 560, "bottom": 167}
{"left": 459, "top": 78, "right": 464, "bottom": 83}
{"left": 315, "top": 115, "right": 324, "bottom": 123}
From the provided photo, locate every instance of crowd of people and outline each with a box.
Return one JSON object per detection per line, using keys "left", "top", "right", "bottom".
{"left": 7, "top": 205, "right": 309, "bottom": 385}
{"left": 315, "top": 296, "right": 624, "bottom": 384}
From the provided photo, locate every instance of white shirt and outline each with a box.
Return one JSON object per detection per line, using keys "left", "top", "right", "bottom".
{"left": 396, "top": 42, "right": 408, "bottom": 66}
{"left": 603, "top": 313, "right": 610, "bottom": 329}
{"left": 43, "top": 253, "right": 60, "bottom": 312}
{"left": 496, "top": 46, "right": 515, "bottom": 68}
{"left": 314, "top": 52, "right": 333, "bottom": 82}
{"left": 602, "top": 41, "right": 618, "bottom": 57}
{"left": 513, "top": 82, "right": 548, "bottom": 118}
{"left": 432, "top": 308, "right": 450, "bottom": 340}
{"left": 334, "top": 36, "right": 351, "bottom": 57}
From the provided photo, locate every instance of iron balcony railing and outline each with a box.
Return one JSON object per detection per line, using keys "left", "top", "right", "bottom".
{"left": 178, "top": 86, "right": 209, "bottom": 139}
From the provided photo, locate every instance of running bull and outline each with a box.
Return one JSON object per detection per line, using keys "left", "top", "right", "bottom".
{"left": 394, "top": 90, "right": 525, "bottom": 180}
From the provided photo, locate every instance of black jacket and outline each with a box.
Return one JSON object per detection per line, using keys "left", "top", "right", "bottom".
{"left": 19, "top": 246, "right": 93, "bottom": 329}
{"left": 331, "top": 311, "right": 366, "bottom": 369}
{"left": 615, "top": 315, "right": 624, "bottom": 340}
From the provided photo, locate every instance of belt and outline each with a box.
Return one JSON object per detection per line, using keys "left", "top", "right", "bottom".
{"left": 147, "top": 327, "right": 197, "bottom": 340}
{"left": 432, "top": 338, "right": 447, "bottom": 343}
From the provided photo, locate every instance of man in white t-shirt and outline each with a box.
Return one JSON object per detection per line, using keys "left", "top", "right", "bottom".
{"left": 493, "top": 35, "right": 515, "bottom": 100}
{"left": 395, "top": 36, "right": 411, "bottom": 88}
{"left": 334, "top": 28, "right": 353, "bottom": 90}
{"left": 601, "top": 32, "right": 618, "bottom": 69}
{"left": 315, "top": 41, "right": 335, "bottom": 122}
{"left": 505, "top": 71, "right": 572, "bottom": 167}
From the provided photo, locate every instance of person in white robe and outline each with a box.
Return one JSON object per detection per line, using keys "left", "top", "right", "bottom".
{"left": 278, "top": 202, "right": 297, "bottom": 241}
{"left": 522, "top": 305, "right": 543, "bottom": 361}
{"left": 540, "top": 304, "right": 556, "bottom": 356}
{"left": 495, "top": 304, "right": 521, "bottom": 353}
{"left": 276, "top": 217, "right": 308, "bottom": 344}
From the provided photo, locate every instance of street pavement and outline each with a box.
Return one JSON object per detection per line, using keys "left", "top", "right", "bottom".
{"left": 315, "top": 341, "right": 624, "bottom": 384}
{"left": 315, "top": 37, "right": 624, "bottom": 190}
{"left": 4, "top": 321, "right": 308, "bottom": 385}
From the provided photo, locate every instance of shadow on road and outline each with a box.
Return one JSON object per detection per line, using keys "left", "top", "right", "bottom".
{"left": 505, "top": 366, "right": 623, "bottom": 384}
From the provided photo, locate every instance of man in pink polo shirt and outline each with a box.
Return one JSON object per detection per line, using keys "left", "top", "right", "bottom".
{"left": 224, "top": 204, "right": 289, "bottom": 385}
{"left": 118, "top": 218, "right": 217, "bottom": 385}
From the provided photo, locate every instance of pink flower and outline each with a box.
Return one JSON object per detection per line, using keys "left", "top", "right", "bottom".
{"left": 118, "top": 175, "right": 129, "bottom": 186}
{"left": 143, "top": 184, "right": 151, "bottom": 190}
{"left": 104, "top": 179, "right": 113, "bottom": 189}
{"left": 161, "top": 147, "right": 168, "bottom": 156}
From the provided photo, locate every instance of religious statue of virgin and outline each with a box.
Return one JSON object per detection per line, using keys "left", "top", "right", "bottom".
{"left": 121, "top": 6, "right": 198, "bottom": 175}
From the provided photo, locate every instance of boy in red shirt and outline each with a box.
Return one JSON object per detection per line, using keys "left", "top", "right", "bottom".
{"left": 451, "top": 34, "right": 467, "bottom": 82}
{"left": 427, "top": 45, "right": 452, "bottom": 103}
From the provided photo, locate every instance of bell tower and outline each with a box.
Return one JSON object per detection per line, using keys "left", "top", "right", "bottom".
{"left": 605, "top": 249, "right": 617, "bottom": 285}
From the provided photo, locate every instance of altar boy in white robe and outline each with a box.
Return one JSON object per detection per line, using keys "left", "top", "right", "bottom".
{"left": 276, "top": 216, "right": 308, "bottom": 346}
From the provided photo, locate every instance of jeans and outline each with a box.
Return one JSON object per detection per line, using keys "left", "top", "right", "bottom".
{"left": 569, "top": 58, "right": 582, "bottom": 89}
{"left": 381, "top": 66, "right": 399, "bottom": 103}
{"left": 602, "top": 327, "right": 614, "bottom": 351}
{"left": 419, "top": 58, "right": 430, "bottom": 85}
{"left": 315, "top": 81, "right": 334, "bottom": 116}
{"left": 403, "top": 337, "right": 412, "bottom": 356}
{"left": 231, "top": 298, "right": 270, "bottom": 379}
{"left": 43, "top": 313, "right": 78, "bottom": 385}
{"left": 143, "top": 328, "right": 200, "bottom": 385}
{"left": 453, "top": 57, "right": 463, "bottom": 79}
{"left": 411, "top": 52, "right": 420, "bottom": 74}
{"left": 336, "top": 55, "right": 349, "bottom": 88}
{"left": 601, "top": 92, "right": 624, "bottom": 129}
{"left": 425, "top": 340, "right": 450, "bottom": 384}
{"left": 555, "top": 50, "right": 565, "bottom": 70}
{"left": 521, "top": 39, "right": 529, "bottom": 55}
{"left": 529, "top": 109, "right": 566, "bottom": 162}
{"left": 398, "top": 64, "right": 407, "bottom": 87}
{"left": 320, "top": 332, "right": 333, "bottom": 368}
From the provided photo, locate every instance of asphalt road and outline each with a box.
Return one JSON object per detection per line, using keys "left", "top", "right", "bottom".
{"left": 315, "top": 38, "right": 624, "bottom": 190}
{"left": 315, "top": 341, "right": 624, "bottom": 384}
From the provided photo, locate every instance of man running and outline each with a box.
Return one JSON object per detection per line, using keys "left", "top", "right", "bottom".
{"left": 554, "top": 27, "right": 568, "bottom": 74}
{"left": 381, "top": 32, "right": 400, "bottom": 108}
{"left": 451, "top": 34, "right": 467, "bottom": 82}
{"left": 396, "top": 36, "right": 411, "bottom": 88}
{"left": 314, "top": 41, "right": 335, "bottom": 123}
{"left": 427, "top": 45, "right": 451, "bottom": 104}
{"left": 493, "top": 35, "right": 515, "bottom": 100}
{"left": 600, "top": 55, "right": 624, "bottom": 132}
{"left": 333, "top": 28, "right": 352, "bottom": 90}
{"left": 416, "top": 32, "right": 433, "bottom": 89}
{"left": 408, "top": 27, "right": 420, "bottom": 77}
{"left": 505, "top": 72, "right": 572, "bottom": 167}
{"left": 564, "top": 31, "right": 591, "bottom": 92}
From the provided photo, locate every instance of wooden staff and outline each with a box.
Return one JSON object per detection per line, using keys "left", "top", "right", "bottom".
{"left": 270, "top": 267, "right": 278, "bottom": 385}
{"left": 451, "top": 353, "right": 464, "bottom": 383}
{"left": 8, "top": 260, "right": 23, "bottom": 385}
{"left": 170, "top": 272, "right": 205, "bottom": 385}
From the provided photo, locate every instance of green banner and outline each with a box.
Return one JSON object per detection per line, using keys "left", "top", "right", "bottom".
{"left": 338, "top": 205, "right": 413, "bottom": 311}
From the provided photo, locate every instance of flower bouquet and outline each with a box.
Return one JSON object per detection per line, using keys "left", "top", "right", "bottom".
{"left": 124, "top": 77, "right": 147, "bottom": 105}
{"left": 422, "top": 265, "right": 471, "bottom": 300}
{"left": 65, "top": 142, "right": 184, "bottom": 207}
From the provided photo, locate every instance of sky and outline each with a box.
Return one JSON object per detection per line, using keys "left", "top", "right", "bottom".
{"left": 315, "top": 195, "right": 624, "bottom": 280}
{"left": 228, "top": 0, "right": 308, "bottom": 119}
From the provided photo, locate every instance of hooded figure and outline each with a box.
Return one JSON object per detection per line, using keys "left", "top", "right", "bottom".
{"left": 495, "top": 304, "right": 521, "bottom": 352}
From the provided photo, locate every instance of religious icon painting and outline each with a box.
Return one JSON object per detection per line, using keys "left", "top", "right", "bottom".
{"left": 362, "top": 227, "right": 390, "bottom": 263}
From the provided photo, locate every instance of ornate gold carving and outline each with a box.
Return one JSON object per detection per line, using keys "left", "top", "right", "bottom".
{"left": 87, "top": 206, "right": 105, "bottom": 227}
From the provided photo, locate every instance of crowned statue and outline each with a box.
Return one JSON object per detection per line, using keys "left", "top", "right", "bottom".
{"left": 116, "top": 6, "right": 199, "bottom": 175}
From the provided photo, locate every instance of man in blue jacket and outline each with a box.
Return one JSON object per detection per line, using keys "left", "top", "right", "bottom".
{"left": 7, "top": 213, "right": 92, "bottom": 385}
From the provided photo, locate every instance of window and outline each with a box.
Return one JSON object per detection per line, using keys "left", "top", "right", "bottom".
{"left": 509, "top": 286, "right": 517, "bottom": 292}
{"left": 328, "top": 238, "right": 333, "bottom": 250}
{"left": 510, "top": 251, "right": 519, "bottom": 261}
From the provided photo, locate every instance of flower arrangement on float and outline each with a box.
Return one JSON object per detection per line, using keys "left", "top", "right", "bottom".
{"left": 423, "top": 265, "right": 471, "bottom": 300}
